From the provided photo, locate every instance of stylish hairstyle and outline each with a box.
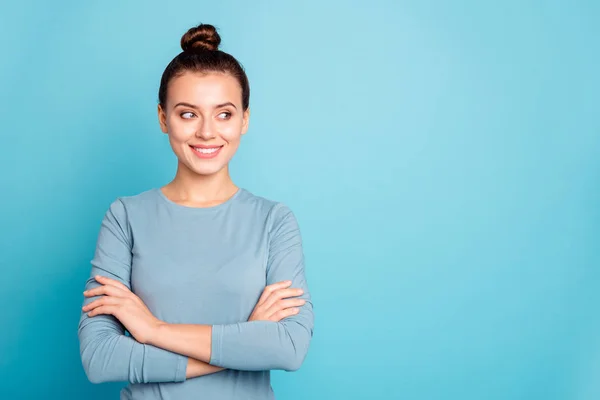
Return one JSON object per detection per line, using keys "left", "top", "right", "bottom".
{"left": 158, "top": 23, "right": 250, "bottom": 111}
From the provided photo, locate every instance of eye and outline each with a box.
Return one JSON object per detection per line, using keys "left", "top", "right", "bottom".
{"left": 217, "top": 112, "right": 232, "bottom": 120}
{"left": 180, "top": 112, "right": 195, "bottom": 119}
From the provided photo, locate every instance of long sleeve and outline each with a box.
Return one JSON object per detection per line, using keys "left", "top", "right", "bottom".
{"left": 209, "top": 203, "right": 314, "bottom": 371}
{"left": 77, "top": 199, "right": 189, "bottom": 384}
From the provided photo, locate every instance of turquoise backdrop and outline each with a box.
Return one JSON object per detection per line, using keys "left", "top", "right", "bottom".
{"left": 1, "top": 1, "right": 598, "bottom": 399}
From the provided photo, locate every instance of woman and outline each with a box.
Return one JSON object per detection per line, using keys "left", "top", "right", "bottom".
{"left": 77, "top": 23, "right": 314, "bottom": 399}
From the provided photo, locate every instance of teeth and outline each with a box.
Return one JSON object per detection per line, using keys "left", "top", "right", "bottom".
{"left": 194, "top": 147, "right": 220, "bottom": 154}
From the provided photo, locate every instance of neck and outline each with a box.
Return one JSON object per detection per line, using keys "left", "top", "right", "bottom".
{"left": 165, "top": 161, "right": 238, "bottom": 203}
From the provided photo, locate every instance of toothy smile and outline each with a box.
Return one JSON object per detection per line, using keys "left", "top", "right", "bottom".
{"left": 190, "top": 145, "right": 223, "bottom": 159}
{"left": 195, "top": 147, "right": 220, "bottom": 154}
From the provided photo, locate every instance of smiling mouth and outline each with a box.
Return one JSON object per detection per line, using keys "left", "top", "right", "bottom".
{"left": 190, "top": 145, "right": 223, "bottom": 158}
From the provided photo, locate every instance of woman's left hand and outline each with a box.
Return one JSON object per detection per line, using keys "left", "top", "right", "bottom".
{"left": 82, "top": 275, "right": 163, "bottom": 344}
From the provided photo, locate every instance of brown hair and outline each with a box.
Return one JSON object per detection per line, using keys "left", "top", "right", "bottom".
{"left": 158, "top": 23, "right": 250, "bottom": 111}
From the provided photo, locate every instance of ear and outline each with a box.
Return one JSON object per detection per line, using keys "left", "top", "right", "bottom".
{"left": 157, "top": 104, "right": 168, "bottom": 133}
{"left": 241, "top": 108, "right": 250, "bottom": 135}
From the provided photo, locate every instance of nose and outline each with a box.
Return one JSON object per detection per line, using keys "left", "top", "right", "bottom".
{"left": 195, "top": 117, "right": 216, "bottom": 140}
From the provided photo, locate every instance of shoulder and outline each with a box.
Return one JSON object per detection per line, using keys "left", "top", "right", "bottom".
{"left": 114, "top": 188, "right": 159, "bottom": 209}
{"left": 242, "top": 190, "right": 301, "bottom": 242}
{"left": 102, "top": 188, "right": 159, "bottom": 222}
{"left": 239, "top": 188, "right": 297, "bottom": 227}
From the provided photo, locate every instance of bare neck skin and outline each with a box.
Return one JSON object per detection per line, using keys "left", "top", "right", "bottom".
{"left": 161, "top": 161, "right": 239, "bottom": 208}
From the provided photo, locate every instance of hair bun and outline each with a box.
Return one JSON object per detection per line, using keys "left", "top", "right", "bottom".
{"left": 181, "top": 23, "right": 221, "bottom": 52}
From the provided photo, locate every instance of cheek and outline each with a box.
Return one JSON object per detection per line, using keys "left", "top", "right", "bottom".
{"left": 168, "top": 121, "right": 197, "bottom": 141}
{"left": 220, "top": 121, "right": 244, "bottom": 141}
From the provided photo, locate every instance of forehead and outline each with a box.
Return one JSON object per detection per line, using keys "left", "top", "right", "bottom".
{"left": 167, "top": 71, "right": 241, "bottom": 108}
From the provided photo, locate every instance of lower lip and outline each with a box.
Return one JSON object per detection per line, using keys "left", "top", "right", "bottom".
{"left": 190, "top": 145, "right": 223, "bottom": 159}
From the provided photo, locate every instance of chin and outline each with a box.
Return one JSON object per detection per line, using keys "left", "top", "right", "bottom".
{"left": 188, "top": 162, "right": 227, "bottom": 176}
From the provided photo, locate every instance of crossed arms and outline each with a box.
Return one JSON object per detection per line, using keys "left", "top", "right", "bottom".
{"left": 77, "top": 199, "right": 314, "bottom": 384}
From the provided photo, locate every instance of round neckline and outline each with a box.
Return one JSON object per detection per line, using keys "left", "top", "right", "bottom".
{"left": 154, "top": 186, "right": 244, "bottom": 212}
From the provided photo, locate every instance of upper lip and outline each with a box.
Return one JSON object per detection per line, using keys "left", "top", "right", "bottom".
{"left": 190, "top": 144, "right": 224, "bottom": 149}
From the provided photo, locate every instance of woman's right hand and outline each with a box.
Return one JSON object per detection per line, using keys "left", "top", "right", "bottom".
{"left": 248, "top": 280, "right": 306, "bottom": 322}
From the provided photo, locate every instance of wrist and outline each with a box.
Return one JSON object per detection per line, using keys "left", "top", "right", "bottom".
{"left": 148, "top": 319, "right": 168, "bottom": 346}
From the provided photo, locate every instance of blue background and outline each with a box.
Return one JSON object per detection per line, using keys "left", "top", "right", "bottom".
{"left": 1, "top": 1, "right": 598, "bottom": 399}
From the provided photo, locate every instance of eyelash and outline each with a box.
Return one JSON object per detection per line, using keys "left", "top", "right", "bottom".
{"left": 180, "top": 111, "right": 231, "bottom": 120}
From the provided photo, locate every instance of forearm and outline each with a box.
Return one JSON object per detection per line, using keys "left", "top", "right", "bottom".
{"left": 186, "top": 358, "right": 225, "bottom": 378}
{"left": 150, "top": 323, "right": 213, "bottom": 362}
{"left": 210, "top": 317, "right": 313, "bottom": 371}
{"left": 79, "top": 315, "right": 188, "bottom": 384}
{"left": 150, "top": 312, "right": 312, "bottom": 371}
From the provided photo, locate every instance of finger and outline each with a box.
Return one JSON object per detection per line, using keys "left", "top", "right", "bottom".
{"left": 82, "top": 296, "right": 122, "bottom": 312}
{"left": 84, "top": 284, "right": 127, "bottom": 299}
{"left": 87, "top": 305, "right": 117, "bottom": 317}
{"left": 262, "top": 287, "right": 304, "bottom": 311}
{"left": 257, "top": 280, "right": 292, "bottom": 306}
{"left": 94, "top": 275, "right": 131, "bottom": 292}
{"left": 269, "top": 307, "right": 300, "bottom": 322}
{"left": 265, "top": 298, "right": 306, "bottom": 319}
{"left": 256, "top": 280, "right": 293, "bottom": 306}
{"left": 273, "top": 298, "right": 307, "bottom": 311}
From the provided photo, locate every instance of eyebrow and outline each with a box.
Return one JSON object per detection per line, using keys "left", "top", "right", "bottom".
{"left": 173, "top": 101, "right": 237, "bottom": 110}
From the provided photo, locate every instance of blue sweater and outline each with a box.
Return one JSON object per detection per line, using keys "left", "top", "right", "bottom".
{"left": 77, "top": 187, "right": 314, "bottom": 399}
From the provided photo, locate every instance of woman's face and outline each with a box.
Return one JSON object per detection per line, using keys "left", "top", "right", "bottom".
{"left": 158, "top": 71, "right": 249, "bottom": 177}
